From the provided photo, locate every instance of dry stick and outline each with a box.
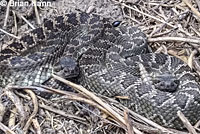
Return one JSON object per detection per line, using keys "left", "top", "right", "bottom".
{"left": 26, "top": 87, "right": 177, "bottom": 133}
{"left": 33, "top": 0, "right": 41, "bottom": 25}
{"left": 52, "top": 74, "right": 127, "bottom": 127}
{"left": 148, "top": 36, "right": 200, "bottom": 44}
{"left": 131, "top": 122, "right": 163, "bottom": 134}
{"left": 104, "top": 96, "right": 165, "bottom": 133}
{"left": 127, "top": 110, "right": 173, "bottom": 134}
{"left": 86, "top": 5, "right": 95, "bottom": 14}
{"left": 23, "top": 90, "right": 39, "bottom": 134}
{"left": 106, "top": 91, "right": 173, "bottom": 134}
{"left": 146, "top": 7, "right": 169, "bottom": 36}
{"left": 151, "top": 9, "right": 189, "bottom": 37}
{"left": 132, "top": 127, "right": 143, "bottom": 134}
{"left": 121, "top": 3, "right": 172, "bottom": 26}
{"left": 0, "top": 100, "right": 5, "bottom": 122}
{"left": 151, "top": 28, "right": 177, "bottom": 37}
{"left": 3, "top": 0, "right": 13, "bottom": 27}
{"left": 8, "top": 108, "right": 17, "bottom": 128}
{"left": 177, "top": 111, "right": 197, "bottom": 134}
{"left": 194, "top": 120, "right": 200, "bottom": 132}
{"left": 190, "top": 26, "right": 200, "bottom": 37}
{"left": 96, "top": 96, "right": 173, "bottom": 134}
{"left": 183, "top": 0, "right": 200, "bottom": 20}
{"left": 132, "top": 121, "right": 186, "bottom": 134}
{"left": 0, "top": 28, "right": 20, "bottom": 39}
{"left": 12, "top": 11, "right": 18, "bottom": 36}
{"left": 0, "top": 122, "right": 16, "bottom": 134}
{"left": 40, "top": 85, "right": 86, "bottom": 96}
{"left": 32, "top": 118, "right": 41, "bottom": 134}
{"left": 13, "top": 85, "right": 114, "bottom": 122}
{"left": 108, "top": 97, "right": 185, "bottom": 133}
{"left": 120, "top": 3, "right": 191, "bottom": 36}
{"left": 195, "top": 0, "right": 200, "bottom": 10}
{"left": 52, "top": 75, "right": 174, "bottom": 133}
{"left": 51, "top": 118, "right": 65, "bottom": 131}
{"left": 39, "top": 103, "right": 86, "bottom": 122}
{"left": 188, "top": 50, "right": 197, "bottom": 69}
{"left": 15, "top": 91, "right": 32, "bottom": 101}
{"left": 155, "top": 45, "right": 168, "bottom": 54}
{"left": 16, "top": 13, "right": 35, "bottom": 29}
{"left": 40, "top": 86, "right": 112, "bottom": 119}
{"left": 144, "top": 2, "right": 173, "bottom": 7}
{"left": 124, "top": 109, "right": 135, "bottom": 134}
{"left": 40, "top": 86, "right": 125, "bottom": 128}
{"left": 123, "top": 115, "right": 188, "bottom": 134}
{"left": 124, "top": 15, "right": 141, "bottom": 24}
{"left": 5, "top": 87, "right": 26, "bottom": 127}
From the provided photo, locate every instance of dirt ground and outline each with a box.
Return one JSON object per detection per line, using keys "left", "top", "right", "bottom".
{"left": 0, "top": 0, "right": 200, "bottom": 134}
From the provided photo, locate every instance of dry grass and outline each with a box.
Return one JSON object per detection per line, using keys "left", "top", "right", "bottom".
{"left": 0, "top": 0, "right": 200, "bottom": 134}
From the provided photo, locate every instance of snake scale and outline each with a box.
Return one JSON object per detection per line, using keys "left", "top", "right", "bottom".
{"left": 0, "top": 11, "right": 200, "bottom": 130}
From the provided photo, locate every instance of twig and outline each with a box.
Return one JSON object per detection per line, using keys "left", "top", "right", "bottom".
{"left": 0, "top": 28, "right": 20, "bottom": 39}
{"left": 16, "top": 13, "right": 35, "bottom": 29}
{"left": 190, "top": 26, "right": 200, "bottom": 37}
{"left": 127, "top": 109, "right": 173, "bottom": 134}
{"left": 12, "top": 11, "right": 18, "bottom": 36}
{"left": 41, "top": 86, "right": 126, "bottom": 128}
{"left": 194, "top": 120, "right": 200, "bottom": 132}
{"left": 5, "top": 86, "right": 26, "bottom": 127}
{"left": 3, "top": 0, "right": 13, "bottom": 27}
{"left": 8, "top": 108, "right": 17, "bottom": 128}
{"left": 0, "top": 100, "right": 5, "bottom": 122}
{"left": 188, "top": 50, "right": 197, "bottom": 69}
{"left": 195, "top": 0, "right": 200, "bottom": 11}
{"left": 0, "top": 122, "right": 16, "bottom": 134}
{"left": 86, "top": 5, "right": 95, "bottom": 13}
{"left": 124, "top": 109, "right": 142, "bottom": 134}
{"left": 183, "top": 0, "right": 200, "bottom": 20}
{"left": 177, "top": 111, "right": 197, "bottom": 134}
{"left": 124, "top": 109, "right": 134, "bottom": 134}
{"left": 33, "top": 0, "right": 41, "bottom": 25}
{"left": 51, "top": 117, "right": 65, "bottom": 130}
{"left": 124, "top": 15, "right": 141, "bottom": 24}
{"left": 52, "top": 74, "right": 127, "bottom": 127}
{"left": 39, "top": 103, "right": 86, "bottom": 122}
{"left": 148, "top": 36, "right": 200, "bottom": 44}
{"left": 32, "top": 118, "right": 41, "bottom": 134}
{"left": 52, "top": 74, "right": 175, "bottom": 133}
{"left": 120, "top": 3, "right": 191, "bottom": 36}
{"left": 13, "top": 85, "right": 114, "bottom": 121}
{"left": 121, "top": 3, "right": 172, "bottom": 26}
{"left": 23, "top": 90, "right": 38, "bottom": 134}
{"left": 155, "top": 45, "right": 168, "bottom": 54}
{"left": 100, "top": 97, "right": 174, "bottom": 134}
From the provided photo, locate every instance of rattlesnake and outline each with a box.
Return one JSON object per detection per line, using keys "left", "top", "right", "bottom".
{"left": 0, "top": 12, "right": 200, "bottom": 129}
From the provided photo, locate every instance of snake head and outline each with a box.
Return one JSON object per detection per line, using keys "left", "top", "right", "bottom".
{"left": 53, "top": 57, "right": 79, "bottom": 79}
{"left": 152, "top": 73, "right": 179, "bottom": 92}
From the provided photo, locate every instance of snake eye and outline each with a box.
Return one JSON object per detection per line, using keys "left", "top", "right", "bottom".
{"left": 112, "top": 21, "right": 121, "bottom": 27}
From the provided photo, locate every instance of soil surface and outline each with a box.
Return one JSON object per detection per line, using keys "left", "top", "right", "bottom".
{"left": 0, "top": 0, "right": 200, "bottom": 134}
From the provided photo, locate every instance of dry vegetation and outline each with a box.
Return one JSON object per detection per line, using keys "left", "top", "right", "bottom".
{"left": 0, "top": 0, "right": 200, "bottom": 134}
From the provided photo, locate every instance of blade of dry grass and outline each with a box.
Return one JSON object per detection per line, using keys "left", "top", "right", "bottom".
{"left": 52, "top": 74, "right": 127, "bottom": 127}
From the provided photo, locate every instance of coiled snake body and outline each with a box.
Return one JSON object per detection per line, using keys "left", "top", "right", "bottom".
{"left": 0, "top": 12, "right": 200, "bottom": 129}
